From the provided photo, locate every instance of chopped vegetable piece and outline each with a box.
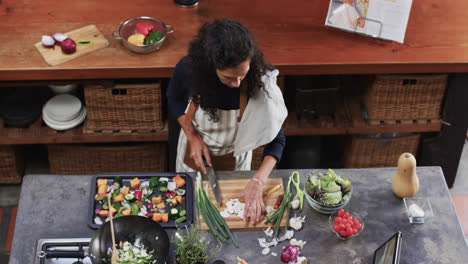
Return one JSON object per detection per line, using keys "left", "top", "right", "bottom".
{"left": 173, "top": 174, "right": 186, "bottom": 188}
{"left": 153, "top": 213, "right": 162, "bottom": 223}
{"left": 179, "top": 208, "right": 187, "bottom": 217}
{"left": 144, "top": 31, "right": 163, "bottom": 45}
{"left": 176, "top": 189, "right": 186, "bottom": 195}
{"left": 121, "top": 186, "right": 130, "bottom": 196}
{"left": 42, "top": 35, "right": 55, "bottom": 48}
{"left": 124, "top": 194, "right": 134, "bottom": 201}
{"left": 159, "top": 186, "right": 168, "bottom": 193}
{"left": 111, "top": 189, "right": 120, "bottom": 199}
{"left": 149, "top": 177, "right": 160, "bottom": 189}
{"left": 167, "top": 182, "right": 177, "bottom": 192}
{"left": 162, "top": 213, "right": 169, "bottom": 223}
{"left": 122, "top": 208, "right": 131, "bottom": 216}
{"left": 152, "top": 196, "right": 162, "bottom": 204}
{"left": 131, "top": 204, "right": 140, "bottom": 215}
{"left": 175, "top": 216, "right": 186, "bottom": 223}
{"left": 175, "top": 195, "right": 183, "bottom": 204}
{"left": 114, "top": 193, "right": 124, "bottom": 203}
{"left": 113, "top": 176, "right": 122, "bottom": 187}
{"left": 134, "top": 189, "right": 143, "bottom": 200}
{"left": 98, "top": 210, "right": 108, "bottom": 217}
{"left": 127, "top": 33, "right": 145, "bottom": 45}
{"left": 130, "top": 178, "right": 141, "bottom": 189}
{"left": 97, "top": 184, "right": 107, "bottom": 197}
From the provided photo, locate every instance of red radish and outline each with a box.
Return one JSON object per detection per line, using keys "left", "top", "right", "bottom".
{"left": 53, "top": 33, "right": 68, "bottom": 45}
{"left": 61, "top": 38, "right": 76, "bottom": 54}
{"left": 42, "top": 35, "right": 55, "bottom": 48}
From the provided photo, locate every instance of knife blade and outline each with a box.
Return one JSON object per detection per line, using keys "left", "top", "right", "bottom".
{"left": 203, "top": 161, "right": 222, "bottom": 204}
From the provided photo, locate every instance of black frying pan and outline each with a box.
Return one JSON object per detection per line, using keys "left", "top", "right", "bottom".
{"left": 89, "top": 215, "right": 170, "bottom": 264}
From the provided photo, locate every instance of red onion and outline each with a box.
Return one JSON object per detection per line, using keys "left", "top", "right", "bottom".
{"left": 145, "top": 203, "right": 153, "bottom": 210}
{"left": 61, "top": 38, "right": 76, "bottom": 54}
{"left": 53, "top": 33, "right": 68, "bottom": 45}
{"left": 95, "top": 208, "right": 101, "bottom": 215}
{"left": 42, "top": 35, "right": 55, "bottom": 48}
{"left": 146, "top": 212, "right": 154, "bottom": 218}
{"left": 280, "top": 245, "right": 300, "bottom": 262}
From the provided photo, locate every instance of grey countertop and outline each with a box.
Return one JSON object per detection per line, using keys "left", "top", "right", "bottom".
{"left": 9, "top": 167, "right": 468, "bottom": 264}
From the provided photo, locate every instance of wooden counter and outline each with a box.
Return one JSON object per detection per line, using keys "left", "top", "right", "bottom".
{"left": 1, "top": 0, "right": 468, "bottom": 80}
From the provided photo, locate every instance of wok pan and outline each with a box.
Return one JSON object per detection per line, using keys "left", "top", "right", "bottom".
{"left": 89, "top": 215, "right": 170, "bottom": 264}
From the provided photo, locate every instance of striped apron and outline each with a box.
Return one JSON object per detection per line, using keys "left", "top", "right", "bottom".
{"left": 175, "top": 101, "right": 252, "bottom": 172}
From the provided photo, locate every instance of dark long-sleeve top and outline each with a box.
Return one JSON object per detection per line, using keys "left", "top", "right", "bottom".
{"left": 167, "top": 56, "right": 286, "bottom": 162}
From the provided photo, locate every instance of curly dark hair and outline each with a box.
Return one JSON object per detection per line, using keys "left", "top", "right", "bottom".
{"left": 187, "top": 18, "right": 274, "bottom": 122}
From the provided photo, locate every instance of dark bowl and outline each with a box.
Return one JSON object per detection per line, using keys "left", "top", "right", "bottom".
{"left": 89, "top": 215, "right": 170, "bottom": 264}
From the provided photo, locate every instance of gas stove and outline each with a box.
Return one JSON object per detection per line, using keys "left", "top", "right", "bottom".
{"left": 35, "top": 238, "right": 92, "bottom": 264}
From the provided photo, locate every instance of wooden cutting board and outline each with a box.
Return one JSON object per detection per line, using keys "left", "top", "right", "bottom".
{"left": 34, "top": 25, "right": 109, "bottom": 66}
{"left": 198, "top": 178, "right": 288, "bottom": 231}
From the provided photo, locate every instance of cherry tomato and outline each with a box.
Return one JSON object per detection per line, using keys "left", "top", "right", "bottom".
{"left": 353, "top": 218, "right": 360, "bottom": 225}
{"left": 343, "top": 212, "right": 350, "bottom": 218}
{"left": 337, "top": 209, "right": 344, "bottom": 217}
{"left": 355, "top": 223, "right": 362, "bottom": 230}
{"left": 338, "top": 223, "right": 346, "bottom": 230}
{"left": 339, "top": 230, "right": 347, "bottom": 237}
{"left": 345, "top": 223, "right": 352, "bottom": 230}
{"left": 333, "top": 224, "right": 341, "bottom": 232}
{"left": 334, "top": 216, "right": 342, "bottom": 224}
{"left": 352, "top": 228, "right": 359, "bottom": 235}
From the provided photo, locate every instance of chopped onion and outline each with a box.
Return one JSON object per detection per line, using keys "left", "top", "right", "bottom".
{"left": 42, "top": 35, "right": 55, "bottom": 48}
{"left": 53, "top": 33, "right": 68, "bottom": 45}
{"left": 61, "top": 38, "right": 76, "bottom": 54}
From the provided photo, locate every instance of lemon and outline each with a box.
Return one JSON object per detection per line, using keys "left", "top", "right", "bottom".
{"left": 127, "top": 34, "right": 145, "bottom": 45}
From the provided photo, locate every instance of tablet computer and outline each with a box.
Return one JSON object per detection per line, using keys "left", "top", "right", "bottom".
{"left": 373, "top": 231, "right": 402, "bottom": 264}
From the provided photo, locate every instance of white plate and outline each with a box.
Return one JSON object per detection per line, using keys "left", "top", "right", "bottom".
{"left": 43, "top": 94, "right": 82, "bottom": 122}
{"left": 43, "top": 106, "right": 86, "bottom": 131}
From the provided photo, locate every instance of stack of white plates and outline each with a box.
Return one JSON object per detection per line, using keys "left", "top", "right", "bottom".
{"left": 42, "top": 94, "right": 87, "bottom": 130}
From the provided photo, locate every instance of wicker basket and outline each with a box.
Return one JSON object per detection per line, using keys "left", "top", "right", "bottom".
{"left": 343, "top": 134, "right": 420, "bottom": 168}
{"left": 48, "top": 143, "right": 167, "bottom": 175}
{"left": 365, "top": 74, "right": 448, "bottom": 121}
{"left": 83, "top": 82, "right": 163, "bottom": 133}
{"left": 0, "top": 146, "right": 24, "bottom": 184}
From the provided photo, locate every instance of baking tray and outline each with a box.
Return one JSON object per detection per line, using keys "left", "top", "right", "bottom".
{"left": 88, "top": 172, "right": 193, "bottom": 229}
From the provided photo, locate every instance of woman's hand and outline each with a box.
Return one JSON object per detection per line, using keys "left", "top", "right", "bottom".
{"left": 231, "top": 178, "right": 265, "bottom": 224}
{"left": 187, "top": 133, "right": 212, "bottom": 174}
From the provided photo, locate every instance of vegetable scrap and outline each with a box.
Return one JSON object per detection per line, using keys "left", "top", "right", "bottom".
{"left": 289, "top": 215, "right": 306, "bottom": 231}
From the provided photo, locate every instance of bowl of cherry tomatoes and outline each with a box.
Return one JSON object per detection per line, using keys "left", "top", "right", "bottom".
{"left": 329, "top": 209, "right": 364, "bottom": 240}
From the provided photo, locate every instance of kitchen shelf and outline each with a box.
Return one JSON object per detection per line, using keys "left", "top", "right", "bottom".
{"left": 283, "top": 96, "right": 442, "bottom": 136}
{"left": 0, "top": 118, "right": 168, "bottom": 145}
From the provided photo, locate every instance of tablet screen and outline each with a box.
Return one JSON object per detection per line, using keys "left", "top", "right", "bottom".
{"left": 373, "top": 232, "right": 402, "bottom": 264}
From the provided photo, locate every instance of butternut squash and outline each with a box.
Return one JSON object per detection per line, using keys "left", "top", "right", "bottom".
{"left": 392, "top": 152, "right": 419, "bottom": 198}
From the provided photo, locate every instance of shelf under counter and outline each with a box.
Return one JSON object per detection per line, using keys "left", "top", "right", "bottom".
{"left": 283, "top": 96, "right": 442, "bottom": 136}
{"left": 0, "top": 119, "right": 168, "bottom": 145}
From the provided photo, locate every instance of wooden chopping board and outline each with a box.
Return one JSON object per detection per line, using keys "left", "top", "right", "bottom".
{"left": 198, "top": 178, "right": 288, "bottom": 231}
{"left": 34, "top": 25, "right": 109, "bottom": 66}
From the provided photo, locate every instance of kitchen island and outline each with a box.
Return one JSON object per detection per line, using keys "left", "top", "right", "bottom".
{"left": 9, "top": 167, "right": 468, "bottom": 264}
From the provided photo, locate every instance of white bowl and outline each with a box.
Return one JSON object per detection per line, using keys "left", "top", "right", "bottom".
{"left": 48, "top": 84, "right": 79, "bottom": 94}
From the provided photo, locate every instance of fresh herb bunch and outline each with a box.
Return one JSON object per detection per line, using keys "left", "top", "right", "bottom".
{"left": 172, "top": 225, "right": 221, "bottom": 264}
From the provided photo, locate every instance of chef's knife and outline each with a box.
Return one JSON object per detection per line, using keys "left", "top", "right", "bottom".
{"left": 203, "top": 159, "right": 222, "bottom": 205}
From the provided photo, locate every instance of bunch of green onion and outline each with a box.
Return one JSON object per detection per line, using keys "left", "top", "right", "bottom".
{"left": 196, "top": 173, "right": 238, "bottom": 248}
{"left": 264, "top": 175, "right": 292, "bottom": 239}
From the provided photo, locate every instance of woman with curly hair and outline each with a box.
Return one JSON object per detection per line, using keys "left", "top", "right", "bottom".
{"left": 167, "top": 18, "right": 287, "bottom": 224}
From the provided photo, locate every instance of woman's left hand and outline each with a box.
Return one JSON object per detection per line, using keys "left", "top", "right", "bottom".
{"left": 231, "top": 178, "right": 265, "bottom": 224}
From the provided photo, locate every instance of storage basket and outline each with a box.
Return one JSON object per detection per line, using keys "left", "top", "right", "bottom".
{"left": 343, "top": 133, "right": 420, "bottom": 168}
{"left": 0, "top": 146, "right": 24, "bottom": 184}
{"left": 47, "top": 143, "right": 167, "bottom": 175}
{"left": 83, "top": 82, "right": 163, "bottom": 133}
{"left": 364, "top": 74, "right": 448, "bottom": 121}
